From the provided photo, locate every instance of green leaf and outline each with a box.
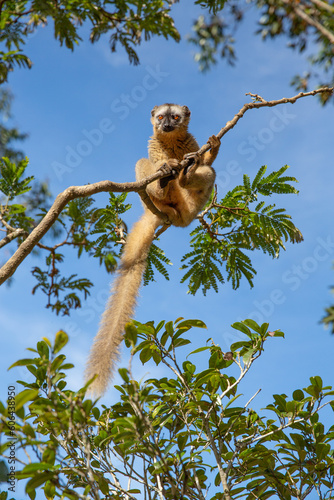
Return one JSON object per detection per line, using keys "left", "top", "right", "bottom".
{"left": 97, "top": 475, "right": 110, "bottom": 495}
{"left": 53, "top": 330, "right": 69, "bottom": 354}
{"left": 118, "top": 368, "right": 130, "bottom": 383}
{"left": 315, "top": 442, "right": 331, "bottom": 461}
{"left": 188, "top": 346, "right": 211, "bottom": 356}
{"left": 21, "top": 462, "right": 57, "bottom": 474}
{"left": 176, "top": 319, "right": 207, "bottom": 330}
{"left": 242, "top": 347, "right": 257, "bottom": 365}
{"left": 140, "top": 347, "right": 153, "bottom": 364}
{"left": 144, "top": 243, "right": 172, "bottom": 285}
{"left": 0, "top": 156, "right": 33, "bottom": 199}
{"left": 243, "top": 319, "right": 262, "bottom": 334}
{"left": 173, "top": 338, "right": 191, "bottom": 348}
{"left": 50, "top": 355, "right": 66, "bottom": 373}
{"left": 37, "top": 341, "right": 50, "bottom": 359}
{"left": 15, "top": 389, "right": 39, "bottom": 411}
{"left": 124, "top": 323, "right": 138, "bottom": 347}
{"left": 231, "top": 322, "right": 251, "bottom": 336}
{"left": 0, "top": 460, "right": 9, "bottom": 482}
{"left": 25, "top": 472, "right": 55, "bottom": 495}
{"left": 8, "top": 358, "right": 37, "bottom": 369}
{"left": 292, "top": 389, "right": 304, "bottom": 401}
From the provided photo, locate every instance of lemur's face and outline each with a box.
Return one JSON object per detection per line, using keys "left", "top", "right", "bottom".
{"left": 151, "top": 103, "right": 191, "bottom": 133}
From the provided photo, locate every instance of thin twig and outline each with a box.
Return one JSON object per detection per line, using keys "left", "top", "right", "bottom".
{"left": 0, "top": 228, "right": 26, "bottom": 248}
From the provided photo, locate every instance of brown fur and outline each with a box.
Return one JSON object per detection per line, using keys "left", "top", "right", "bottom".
{"left": 85, "top": 104, "right": 220, "bottom": 396}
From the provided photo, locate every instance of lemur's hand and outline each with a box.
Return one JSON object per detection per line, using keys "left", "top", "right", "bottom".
{"left": 183, "top": 151, "right": 201, "bottom": 174}
{"left": 159, "top": 159, "right": 180, "bottom": 188}
{"left": 158, "top": 159, "right": 180, "bottom": 176}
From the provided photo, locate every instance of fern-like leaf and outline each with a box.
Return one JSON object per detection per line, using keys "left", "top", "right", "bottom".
{"left": 143, "top": 243, "right": 172, "bottom": 286}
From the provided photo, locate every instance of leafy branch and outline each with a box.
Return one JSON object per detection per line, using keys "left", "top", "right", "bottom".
{"left": 0, "top": 88, "right": 332, "bottom": 311}
{"left": 0, "top": 0, "right": 180, "bottom": 82}
{"left": 181, "top": 164, "right": 303, "bottom": 294}
{"left": 1, "top": 319, "right": 333, "bottom": 499}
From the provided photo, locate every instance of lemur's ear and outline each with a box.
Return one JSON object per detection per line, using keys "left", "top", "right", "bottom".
{"left": 182, "top": 105, "right": 191, "bottom": 118}
{"left": 151, "top": 106, "right": 158, "bottom": 117}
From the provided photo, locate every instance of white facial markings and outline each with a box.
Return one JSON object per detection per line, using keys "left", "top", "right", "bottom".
{"left": 154, "top": 104, "right": 170, "bottom": 119}
{"left": 169, "top": 105, "right": 182, "bottom": 116}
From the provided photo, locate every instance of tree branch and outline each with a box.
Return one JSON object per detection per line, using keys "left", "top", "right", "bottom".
{"left": 215, "top": 86, "right": 334, "bottom": 141}
{"left": 0, "top": 228, "right": 26, "bottom": 249}
{"left": 0, "top": 176, "right": 167, "bottom": 285}
{"left": 0, "top": 87, "right": 332, "bottom": 286}
{"left": 282, "top": 0, "right": 334, "bottom": 45}
{"left": 308, "top": 0, "right": 334, "bottom": 14}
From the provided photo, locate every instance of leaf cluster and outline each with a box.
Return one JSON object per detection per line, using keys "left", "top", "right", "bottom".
{"left": 187, "top": 4, "right": 242, "bottom": 71}
{"left": 0, "top": 156, "right": 36, "bottom": 237}
{"left": 321, "top": 276, "right": 334, "bottom": 334}
{"left": 0, "top": 88, "right": 27, "bottom": 162}
{"left": 256, "top": 0, "right": 334, "bottom": 102}
{"left": 181, "top": 164, "right": 303, "bottom": 295}
{"left": 0, "top": 0, "right": 180, "bottom": 82}
{"left": 1, "top": 0, "right": 333, "bottom": 103}
{"left": 143, "top": 242, "right": 172, "bottom": 286}
{"left": 30, "top": 192, "right": 134, "bottom": 315}
{"left": 0, "top": 319, "right": 333, "bottom": 499}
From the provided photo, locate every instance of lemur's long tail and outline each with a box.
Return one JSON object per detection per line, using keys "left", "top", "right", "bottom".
{"left": 85, "top": 211, "right": 161, "bottom": 396}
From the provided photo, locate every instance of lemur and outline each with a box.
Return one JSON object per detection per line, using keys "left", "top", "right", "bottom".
{"left": 85, "top": 103, "right": 221, "bottom": 396}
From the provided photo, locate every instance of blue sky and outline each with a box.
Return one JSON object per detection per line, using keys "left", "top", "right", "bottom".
{"left": 1, "top": 1, "right": 334, "bottom": 497}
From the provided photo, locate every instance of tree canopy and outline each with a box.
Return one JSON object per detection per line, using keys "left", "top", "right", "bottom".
{"left": 0, "top": 1, "right": 333, "bottom": 102}
{"left": 1, "top": 323, "right": 334, "bottom": 499}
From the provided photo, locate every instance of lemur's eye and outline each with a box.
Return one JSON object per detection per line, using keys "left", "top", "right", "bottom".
{"left": 157, "top": 115, "right": 163, "bottom": 120}
{"left": 173, "top": 115, "right": 180, "bottom": 120}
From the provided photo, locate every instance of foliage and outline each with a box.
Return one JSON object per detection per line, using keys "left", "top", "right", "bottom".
{"left": 0, "top": 0, "right": 180, "bottom": 83}
{"left": 0, "top": 90, "right": 53, "bottom": 273}
{"left": 0, "top": 320, "right": 334, "bottom": 499}
{"left": 187, "top": 12, "right": 238, "bottom": 72}
{"left": 322, "top": 305, "right": 334, "bottom": 334}
{"left": 143, "top": 242, "right": 172, "bottom": 286}
{"left": 0, "top": 160, "right": 173, "bottom": 312}
{"left": 0, "top": 87, "right": 27, "bottom": 162}
{"left": 0, "top": 158, "right": 302, "bottom": 312}
{"left": 0, "top": 3, "right": 333, "bottom": 498}
{"left": 181, "top": 164, "right": 303, "bottom": 295}
{"left": 256, "top": 0, "right": 334, "bottom": 103}
{"left": 1, "top": 1, "right": 333, "bottom": 101}
{"left": 321, "top": 273, "right": 334, "bottom": 334}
